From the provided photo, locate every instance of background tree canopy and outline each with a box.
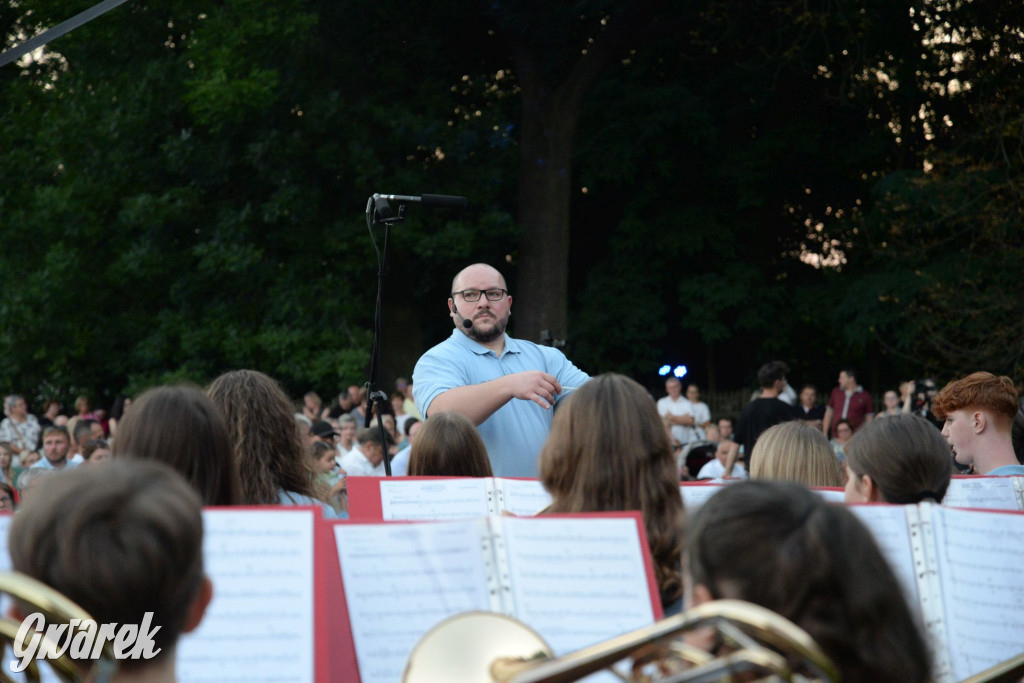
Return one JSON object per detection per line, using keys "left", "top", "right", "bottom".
{"left": 1, "top": 0, "right": 1021, "bottom": 407}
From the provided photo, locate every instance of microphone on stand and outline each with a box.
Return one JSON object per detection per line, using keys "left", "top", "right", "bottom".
{"left": 373, "top": 193, "right": 468, "bottom": 209}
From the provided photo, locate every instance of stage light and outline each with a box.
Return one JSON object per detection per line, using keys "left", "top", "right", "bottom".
{"left": 673, "top": 365, "right": 688, "bottom": 378}
{"left": 658, "top": 365, "right": 671, "bottom": 377}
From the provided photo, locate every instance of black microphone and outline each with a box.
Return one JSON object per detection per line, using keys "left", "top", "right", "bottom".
{"left": 451, "top": 301, "right": 473, "bottom": 329}
{"left": 373, "top": 193, "right": 467, "bottom": 209}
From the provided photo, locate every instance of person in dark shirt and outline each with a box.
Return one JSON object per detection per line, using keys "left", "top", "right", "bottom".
{"left": 736, "top": 361, "right": 797, "bottom": 459}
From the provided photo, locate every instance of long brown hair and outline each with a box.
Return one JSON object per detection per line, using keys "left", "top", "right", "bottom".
{"left": 113, "top": 385, "right": 241, "bottom": 505}
{"left": 539, "top": 373, "right": 684, "bottom": 610}
{"left": 687, "top": 480, "right": 930, "bottom": 682}
{"left": 846, "top": 414, "right": 952, "bottom": 503}
{"left": 409, "top": 412, "right": 493, "bottom": 477}
{"left": 207, "top": 370, "right": 320, "bottom": 505}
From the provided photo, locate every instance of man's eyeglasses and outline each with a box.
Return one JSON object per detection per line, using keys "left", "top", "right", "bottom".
{"left": 451, "top": 288, "right": 509, "bottom": 303}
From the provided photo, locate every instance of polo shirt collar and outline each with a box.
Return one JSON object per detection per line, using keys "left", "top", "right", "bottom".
{"left": 450, "top": 328, "right": 518, "bottom": 357}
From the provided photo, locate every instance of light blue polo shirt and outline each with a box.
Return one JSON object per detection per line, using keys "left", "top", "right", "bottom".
{"left": 413, "top": 329, "right": 590, "bottom": 477}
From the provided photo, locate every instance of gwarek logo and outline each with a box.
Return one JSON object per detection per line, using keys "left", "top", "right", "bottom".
{"left": 10, "top": 612, "right": 161, "bottom": 673}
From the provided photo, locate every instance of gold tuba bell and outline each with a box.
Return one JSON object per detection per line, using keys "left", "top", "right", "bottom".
{"left": 404, "top": 599, "right": 840, "bottom": 682}
{"left": 0, "top": 571, "right": 118, "bottom": 683}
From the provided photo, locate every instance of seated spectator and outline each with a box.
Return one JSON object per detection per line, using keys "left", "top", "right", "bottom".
{"left": 311, "top": 441, "right": 347, "bottom": 514}
{"left": 339, "top": 426, "right": 393, "bottom": 476}
{"left": 18, "top": 450, "right": 41, "bottom": 468}
{"left": 208, "top": 370, "right": 335, "bottom": 514}
{"left": 697, "top": 440, "right": 746, "bottom": 480}
{"left": 0, "top": 395, "right": 41, "bottom": 463}
{"left": 113, "top": 385, "right": 240, "bottom": 505}
{"left": 686, "top": 480, "right": 930, "bottom": 682}
{"left": 36, "top": 399, "right": 63, "bottom": 430}
{"left": 336, "top": 414, "right": 360, "bottom": 460}
{"left": 408, "top": 412, "right": 493, "bottom": 477}
{"left": 81, "top": 438, "right": 112, "bottom": 465}
{"left": 717, "top": 417, "right": 735, "bottom": 442}
{"left": 9, "top": 459, "right": 212, "bottom": 682}
{"left": 933, "top": 371, "right": 1024, "bottom": 475}
{"left": 539, "top": 373, "right": 685, "bottom": 615}
{"left": 749, "top": 421, "right": 844, "bottom": 488}
{"left": 33, "top": 426, "right": 78, "bottom": 471}
{"left": 388, "top": 418, "right": 423, "bottom": 476}
{"left": 878, "top": 389, "right": 905, "bottom": 418}
{"left": 15, "top": 467, "right": 53, "bottom": 503}
{"left": 0, "top": 482, "right": 15, "bottom": 511}
{"left": 794, "top": 384, "right": 826, "bottom": 430}
{"left": 829, "top": 419, "right": 854, "bottom": 462}
{"left": 845, "top": 414, "right": 952, "bottom": 504}
{"left": 391, "top": 392, "right": 411, "bottom": 436}
{"left": 0, "top": 441, "right": 17, "bottom": 485}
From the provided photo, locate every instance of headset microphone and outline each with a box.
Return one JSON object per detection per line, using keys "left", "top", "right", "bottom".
{"left": 452, "top": 302, "right": 473, "bottom": 329}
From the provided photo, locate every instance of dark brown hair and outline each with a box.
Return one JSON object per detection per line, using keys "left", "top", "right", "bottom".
{"left": 687, "top": 480, "right": 930, "bottom": 682}
{"left": 539, "top": 373, "right": 684, "bottom": 610}
{"left": 9, "top": 460, "right": 204, "bottom": 668}
{"left": 409, "top": 412, "right": 493, "bottom": 477}
{"left": 113, "top": 385, "right": 240, "bottom": 505}
{"left": 207, "top": 370, "right": 320, "bottom": 505}
{"left": 933, "top": 371, "right": 1018, "bottom": 421}
{"left": 846, "top": 414, "right": 952, "bottom": 504}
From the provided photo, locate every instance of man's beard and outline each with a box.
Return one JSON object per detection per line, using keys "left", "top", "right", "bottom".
{"left": 466, "top": 312, "right": 509, "bottom": 343}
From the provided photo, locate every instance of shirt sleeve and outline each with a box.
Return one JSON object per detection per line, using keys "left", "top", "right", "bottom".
{"left": 412, "top": 347, "right": 467, "bottom": 418}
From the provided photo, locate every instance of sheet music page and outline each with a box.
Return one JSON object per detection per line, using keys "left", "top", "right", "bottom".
{"left": 498, "top": 517, "right": 656, "bottom": 656}
{"left": 942, "top": 477, "right": 1021, "bottom": 510}
{"left": 679, "top": 484, "right": 723, "bottom": 510}
{"left": 334, "top": 520, "right": 492, "bottom": 683}
{"left": 930, "top": 507, "right": 1024, "bottom": 680}
{"left": 178, "top": 509, "right": 315, "bottom": 683}
{"left": 379, "top": 478, "right": 491, "bottom": 520}
{"left": 811, "top": 488, "right": 846, "bottom": 504}
{"left": 848, "top": 505, "right": 922, "bottom": 621}
{"left": 496, "top": 478, "right": 552, "bottom": 516}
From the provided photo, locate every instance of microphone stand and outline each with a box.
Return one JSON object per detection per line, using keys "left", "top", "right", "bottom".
{"left": 362, "top": 196, "right": 404, "bottom": 476}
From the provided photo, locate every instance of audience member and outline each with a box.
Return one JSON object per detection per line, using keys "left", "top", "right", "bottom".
{"left": 301, "top": 392, "right": 323, "bottom": 422}
{"left": 829, "top": 419, "right": 854, "bottom": 461}
{"left": 32, "top": 426, "right": 78, "bottom": 471}
{"left": 686, "top": 481, "right": 930, "bottom": 682}
{"left": 685, "top": 384, "right": 712, "bottom": 439}
{"left": 107, "top": 394, "right": 131, "bottom": 440}
{"left": 657, "top": 377, "right": 698, "bottom": 446}
{"left": 539, "top": 373, "right": 685, "bottom": 615}
{"left": 71, "top": 419, "right": 101, "bottom": 462}
{"left": 36, "top": 400, "right": 63, "bottom": 430}
{"left": 717, "top": 417, "right": 735, "bottom": 442}
{"left": 335, "top": 414, "right": 359, "bottom": 461}
{"left": 15, "top": 467, "right": 52, "bottom": 502}
{"left": 933, "top": 371, "right": 1024, "bottom": 475}
{"left": 207, "top": 369, "right": 334, "bottom": 513}
{"left": 0, "top": 482, "right": 14, "bottom": 511}
{"left": 749, "top": 421, "right": 844, "bottom": 487}
{"left": 823, "top": 367, "right": 874, "bottom": 437}
{"left": 0, "top": 441, "right": 17, "bottom": 486}
{"left": 396, "top": 377, "right": 422, "bottom": 419}
{"left": 878, "top": 389, "right": 905, "bottom": 418}
{"left": 408, "top": 412, "right": 493, "bottom": 477}
{"left": 113, "top": 385, "right": 241, "bottom": 506}
{"left": 18, "top": 450, "right": 41, "bottom": 468}
{"left": 9, "top": 459, "right": 212, "bottom": 683}
{"left": 845, "top": 414, "right": 953, "bottom": 504}
{"left": 391, "top": 392, "right": 411, "bottom": 436}
{"left": 1, "top": 395, "right": 42, "bottom": 462}
{"left": 736, "top": 361, "right": 795, "bottom": 459}
{"left": 81, "top": 438, "right": 112, "bottom": 464}
{"left": 696, "top": 440, "right": 746, "bottom": 480}
{"left": 388, "top": 418, "right": 423, "bottom": 476}
{"left": 794, "top": 384, "right": 825, "bottom": 431}
{"left": 339, "top": 426, "right": 393, "bottom": 476}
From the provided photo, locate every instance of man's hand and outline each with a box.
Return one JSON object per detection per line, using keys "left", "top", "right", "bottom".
{"left": 503, "top": 371, "right": 562, "bottom": 409}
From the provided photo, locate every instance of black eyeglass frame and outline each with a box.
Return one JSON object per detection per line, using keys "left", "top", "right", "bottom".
{"left": 450, "top": 288, "right": 510, "bottom": 302}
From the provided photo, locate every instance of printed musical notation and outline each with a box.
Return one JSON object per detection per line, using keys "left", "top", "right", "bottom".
{"left": 379, "top": 478, "right": 492, "bottom": 520}
{"left": 931, "top": 507, "right": 1024, "bottom": 680}
{"left": 499, "top": 517, "right": 655, "bottom": 653}
{"left": 941, "top": 477, "right": 1022, "bottom": 511}
{"left": 178, "top": 509, "right": 315, "bottom": 683}
{"left": 334, "top": 520, "right": 492, "bottom": 683}
{"left": 496, "top": 478, "right": 553, "bottom": 516}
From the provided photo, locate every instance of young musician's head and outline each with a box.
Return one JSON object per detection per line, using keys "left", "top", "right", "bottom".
{"left": 539, "top": 373, "right": 684, "bottom": 610}
{"left": 749, "top": 421, "right": 844, "bottom": 487}
{"left": 113, "top": 385, "right": 241, "bottom": 505}
{"left": 207, "top": 369, "right": 318, "bottom": 504}
{"left": 686, "top": 480, "right": 930, "bottom": 682}
{"left": 409, "top": 412, "right": 492, "bottom": 477}
{"left": 845, "top": 414, "right": 952, "bottom": 504}
{"left": 9, "top": 459, "right": 211, "bottom": 672}
{"left": 933, "top": 372, "right": 1017, "bottom": 472}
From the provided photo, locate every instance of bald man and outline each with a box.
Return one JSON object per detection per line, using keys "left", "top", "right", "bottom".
{"left": 413, "top": 263, "right": 590, "bottom": 476}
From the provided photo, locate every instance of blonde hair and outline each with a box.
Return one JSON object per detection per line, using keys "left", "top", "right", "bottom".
{"left": 749, "top": 421, "right": 844, "bottom": 487}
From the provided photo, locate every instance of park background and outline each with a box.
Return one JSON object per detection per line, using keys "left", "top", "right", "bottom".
{"left": 1, "top": 0, "right": 1022, "bottom": 411}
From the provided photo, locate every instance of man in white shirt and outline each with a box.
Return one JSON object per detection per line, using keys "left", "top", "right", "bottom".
{"left": 338, "top": 426, "right": 393, "bottom": 477}
{"left": 334, "top": 414, "right": 360, "bottom": 465}
{"left": 657, "top": 378, "right": 698, "bottom": 445}
{"left": 685, "top": 384, "right": 713, "bottom": 441}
